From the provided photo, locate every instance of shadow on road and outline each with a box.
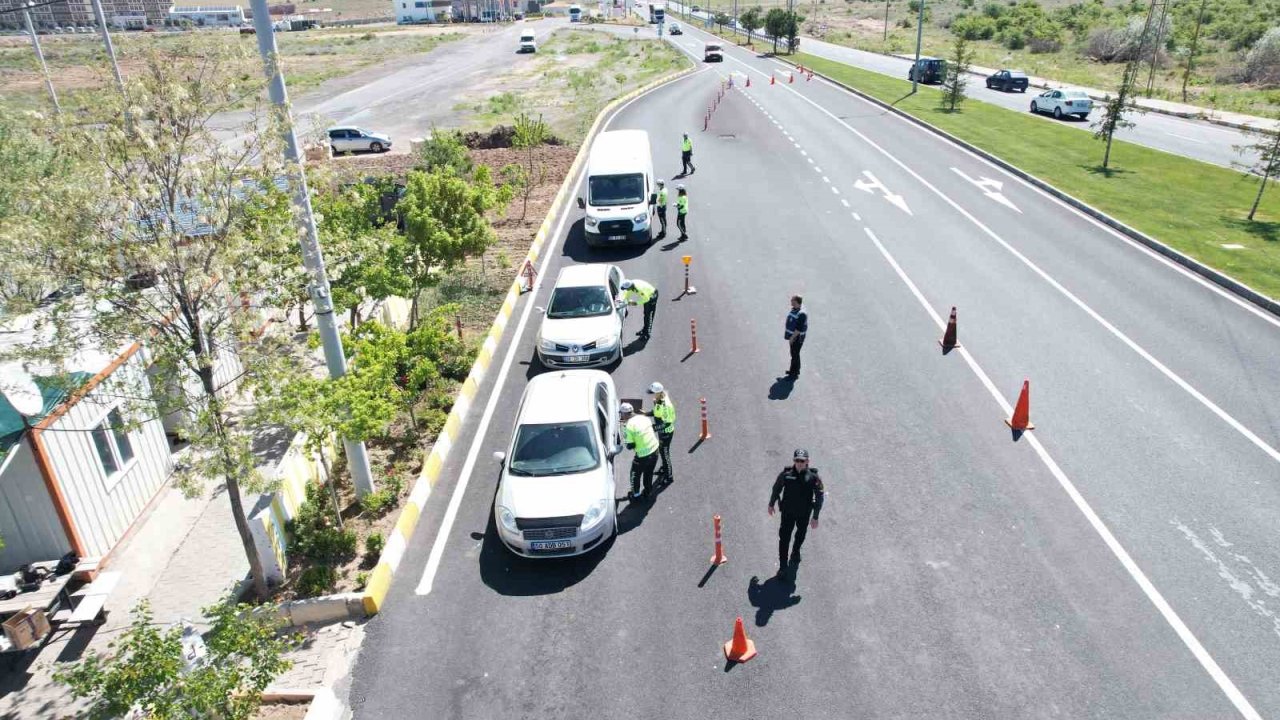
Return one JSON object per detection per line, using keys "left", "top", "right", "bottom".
{"left": 747, "top": 573, "right": 801, "bottom": 626}
{"left": 561, "top": 219, "right": 653, "bottom": 263}
{"left": 477, "top": 481, "right": 612, "bottom": 597}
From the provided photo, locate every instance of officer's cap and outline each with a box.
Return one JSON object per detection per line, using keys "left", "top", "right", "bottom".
{"left": 648, "top": 382, "right": 664, "bottom": 394}
{"left": 677, "top": 183, "right": 686, "bottom": 190}
{"left": 620, "top": 402, "right": 634, "bottom": 414}
{"left": 620, "top": 280, "right": 634, "bottom": 289}
{"left": 656, "top": 178, "right": 665, "bottom": 185}
{"left": 793, "top": 448, "right": 809, "bottom": 460}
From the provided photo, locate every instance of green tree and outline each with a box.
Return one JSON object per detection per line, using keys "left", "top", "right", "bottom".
{"left": 396, "top": 168, "right": 512, "bottom": 327}
{"left": 941, "top": 34, "right": 974, "bottom": 112}
{"left": 511, "top": 111, "right": 550, "bottom": 221}
{"left": 416, "top": 127, "right": 474, "bottom": 177}
{"left": 1235, "top": 118, "right": 1280, "bottom": 221}
{"left": 739, "top": 6, "right": 763, "bottom": 45}
{"left": 764, "top": 8, "right": 802, "bottom": 54}
{"left": 713, "top": 11, "right": 730, "bottom": 32}
{"left": 313, "top": 179, "right": 412, "bottom": 327}
{"left": 55, "top": 600, "right": 293, "bottom": 720}
{"left": 0, "top": 42, "right": 302, "bottom": 598}
{"left": 1092, "top": 41, "right": 1148, "bottom": 170}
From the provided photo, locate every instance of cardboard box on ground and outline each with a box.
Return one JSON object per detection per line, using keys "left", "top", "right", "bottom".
{"left": 3, "top": 608, "right": 50, "bottom": 651}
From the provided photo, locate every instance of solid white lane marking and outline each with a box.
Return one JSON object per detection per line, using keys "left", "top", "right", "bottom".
{"left": 864, "top": 226, "right": 1264, "bottom": 720}
{"left": 733, "top": 54, "right": 1280, "bottom": 466}
{"left": 841, "top": 198, "right": 850, "bottom": 207}
{"left": 1167, "top": 132, "right": 1208, "bottom": 143}
{"left": 414, "top": 76, "right": 692, "bottom": 597}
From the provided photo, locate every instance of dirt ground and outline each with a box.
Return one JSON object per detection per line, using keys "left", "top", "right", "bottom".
{"left": 253, "top": 701, "right": 310, "bottom": 720}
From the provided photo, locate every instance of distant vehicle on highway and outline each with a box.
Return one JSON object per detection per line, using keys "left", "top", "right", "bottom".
{"left": 492, "top": 370, "right": 621, "bottom": 558}
{"left": 648, "top": 2, "right": 664, "bottom": 23}
{"left": 704, "top": 41, "right": 723, "bottom": 62}
{"left": 1030, "top": 88, "right": 1093, "bottom": 120}
{"left": 668, "top": 20, "right": 681, "bottom": 34}
{"left": 569, "top": 4, "right": 582, "bottom": 21}
{"left": 536, "top": 264, "right": 628, "bottom": 369}
{"left": 986, "top": 69, "right": 1028, "bottom": 93}
{"left": 518, "top": 29, "right": 536, "bottom": 52}
{"left": 577, "top": 129, "right": 656, "bottom": 247}
{"left": 907, "top": 56, "right": 946, "bottom": 84}
{"left": 691, "top": 4, "right": 700, "bottom": 11}
{"left": 327, "top": 126, "right": 392, "bottom": 154}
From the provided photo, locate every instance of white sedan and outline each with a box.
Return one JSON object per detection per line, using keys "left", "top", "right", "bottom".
{"left": 535, "top": 264, "right": 627, "bottom": 369}
{"left": 493, "top": 370, "right": 621, "bottom": 557}
{"left": 1030, "top": 88, "right": 1093, "bottom": 120}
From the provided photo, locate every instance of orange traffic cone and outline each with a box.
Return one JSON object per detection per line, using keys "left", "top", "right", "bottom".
{"left": 788, "top": 73, "right": 794, "bottom": 84}
{"left": 723, "top": 617, "right": 757, "bottom": 662}
{"left": 1005, "top": 380, "right": 1035, "bottom": 431}
{"left": 807, "top": 72, "right": 813, "bottom": 81}
{"left": 770, "top": 74, "right": 775, "bottom": 85}
{"left": 938, "top": 306, "right": 959, "bottom": 351}
{"left": 745, "top": 75, "right": 751, "bottom": 87}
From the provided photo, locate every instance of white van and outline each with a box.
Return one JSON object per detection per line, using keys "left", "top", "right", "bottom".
{"left": 519, "top": 30, "right": 536, "bottom": 53}
{"left": 577, "top": 130, "right": 655, "bottom": 247}
{"left": 568, "top": 4, "right": 582, "bottom": 21}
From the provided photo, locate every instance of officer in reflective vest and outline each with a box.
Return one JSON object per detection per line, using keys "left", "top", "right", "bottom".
{"left": 621, "top": 403, "right": 660, "bottom": 500}
{"left": 647, "top": 381, "right": 676, "bottom": 484}
{"left": 621, "top": 278, "right": 659, "bottom": 340}
{"left": 676, "top": 185, "right": 689, "bottom": 241}
{"left": 681, "top": 133, "right": 696, "bottom": 175}
{"left": 655, "top": 179, "right": 668, "bottom": 238}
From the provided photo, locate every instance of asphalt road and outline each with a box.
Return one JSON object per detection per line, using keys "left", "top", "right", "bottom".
{"left": 347, "top": 25, "right": 1280, "bottom": 720}
{"left": 664, "top": 3, "right": 1261, "bottom": 169}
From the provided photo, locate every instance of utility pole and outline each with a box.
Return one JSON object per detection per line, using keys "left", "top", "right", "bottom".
{"left": 248, "top": 0, "right": 377, "bottom": 498}
{"left": 910, "top": 0, "right": 924, "bottom": 92}
{"left": 88, "top": 0, "right": 129, "bottom": 128}
{"left": 1143, "top": 0, "right": 1168, "bottom": 96}
{"left": 23, "top": 3, "right": 60, "bottom": 117}
{"left": 1180, "top": 0, "right": 1207, "bottom": 102}
{"left": 883, "top": 0, "right": 889, "bottom": 42}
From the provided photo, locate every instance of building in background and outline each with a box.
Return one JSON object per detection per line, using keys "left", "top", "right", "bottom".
{"left": 396, "top": 0, "right": 450, "bottom": 24}
{"left": 0, "top": 0, "right": 170, "bottom": 29}
{"left": 166, "top": 3, "right": 246, "bottom": 26}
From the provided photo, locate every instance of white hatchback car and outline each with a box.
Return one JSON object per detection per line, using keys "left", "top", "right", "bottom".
{"left": 493, "top": 370, "right": 621, "bottom": 557}
{"left": 1030, "top": 88, "right": 1093, "bottom": 120}
{"left": 536, "top": 264, "right": 627, "bottom": 369}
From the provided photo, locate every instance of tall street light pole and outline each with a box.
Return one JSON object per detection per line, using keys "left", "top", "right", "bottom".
{"left": 23, "top": 3, "right": 61, "bottom": 117}
{"left": 910, "top": 0, "right": 924, "bottom": 93}
{"left": 88, "top": 0, "right": 129, "bottom": 127}
{"left": 248, "top": 0, "right": 377, "bottom": 497}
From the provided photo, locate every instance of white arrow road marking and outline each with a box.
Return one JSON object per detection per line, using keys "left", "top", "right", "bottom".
{"left": 951, "top": 167, "right": 1022, "bottom": 213}
{"left": 853, "top": 170, "right": 912, "bottom": 216}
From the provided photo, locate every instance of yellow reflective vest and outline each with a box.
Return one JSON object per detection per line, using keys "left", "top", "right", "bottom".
{"left": 624, "top": 415, "right": 659, "bottom": 457}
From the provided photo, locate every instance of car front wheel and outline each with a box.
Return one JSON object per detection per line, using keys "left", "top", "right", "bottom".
{"left": 1030, "top": 101, "right": 1038, "bottom": 114}
{"left": 370, "top": 141, "right": 384, "bottom": 152}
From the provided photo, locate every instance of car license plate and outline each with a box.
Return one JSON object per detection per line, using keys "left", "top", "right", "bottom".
{"left": 564, "top": 354, "right": 589, "bottom": 363}
{"left": 608, "top": 235, "right": 627, "bottom": 240}
{"left": 530, "top": 540, "right": 573, "bottom": 550}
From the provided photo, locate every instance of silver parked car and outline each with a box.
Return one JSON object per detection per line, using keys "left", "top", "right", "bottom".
{"left": 327, "top": 126, "right": 392, "bottom": 154}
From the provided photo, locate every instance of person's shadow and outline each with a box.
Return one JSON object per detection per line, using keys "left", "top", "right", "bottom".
{"left": 768, "top": 375, "right": 795, "bottom": 400}
{"left": 747, "top": 573, "right": 801, "bottom": 626}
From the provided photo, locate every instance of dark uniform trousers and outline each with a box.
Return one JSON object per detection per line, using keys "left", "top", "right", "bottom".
{"left": 657, "top": 207, "right": 667, "bottom": 235}
{"left": 682, "top": 150, "right": 695, "bottom": 174}
{"left": 657, "top": 432, "right": 674, "bottom": 481}
{"left": 631, "top": 452, "right": 658, "bottom": 496}
{"left": 642, "top": 291, "right": 659, "bottom": 337}
{"left": 788, "top": 335, "right": 805, "bottom": 376}
{"left": 778, "top": 513, "right": 810, "bottom": 566}
{"left": 677, "top": 212, "right": 687, "bottom": 239}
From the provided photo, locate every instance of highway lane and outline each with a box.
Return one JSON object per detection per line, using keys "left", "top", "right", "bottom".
{"left": 348, "top": 30, "right": 1280, "bottom": 720}
{"left": 663, "top": 2, "right": 1261, "bottom": 169}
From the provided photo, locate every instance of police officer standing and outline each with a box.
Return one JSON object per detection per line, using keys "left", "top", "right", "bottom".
{"left": 647, "top": 381, "right": 675, "bottom": 484}
{"left": 676, "top": 185, "right": 689, "bottom": 242}
{"left": 768, "top": 449, "right": 825, "bottom": 572}
{"left": 654, "top": 179, "right": 668, "bottom": 238}
{"left": 680, "top": 133, "right": 696, "bottom": 176}
{"left": 621, "top": 278, "right": 659, "bottom": 340}
{"left": 621, "top": 403, "right": 659, "bottom": 500}
{"left": 784, "top": 294, "right": 808, "bottom": 379}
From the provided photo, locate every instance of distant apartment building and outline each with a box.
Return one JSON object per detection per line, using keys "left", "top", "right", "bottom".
{"left": 0, "top": 0, "right": 169, "bottom": 29}
{"left": 166, "top": 3, "right": 245, "bottom": 25}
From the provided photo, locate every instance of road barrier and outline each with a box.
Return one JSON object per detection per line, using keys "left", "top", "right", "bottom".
{"left": 1005, "top": 380, "right": 1035, "bottom": 431}
{"left": 699, "top": 397, "right": 711, "bottom": 440}
{"left": 681, "top": 254, "right": 696, "bottom": 294}
{"left": 690, "top": 319, "right": 700, "bottom": 354}
{"left": 710, "top": 515, "right": 727, "bottom": 565}
{"left": 939, "top": 306, "right": 959, "bottom": 351}
{"left": 723, "top": 617, "right": 758, "bottom": 662}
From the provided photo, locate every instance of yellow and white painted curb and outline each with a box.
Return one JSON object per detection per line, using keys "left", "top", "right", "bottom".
{"left": 362, "top": 62, "right": 697, "bottom": 616}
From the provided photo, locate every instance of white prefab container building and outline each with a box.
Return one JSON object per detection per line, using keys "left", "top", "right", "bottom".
{"left": 396, "top": 0, "right": 451, "bottom": 23}
{"left": 166, "top": 4, "right": 246, "bottom": 26}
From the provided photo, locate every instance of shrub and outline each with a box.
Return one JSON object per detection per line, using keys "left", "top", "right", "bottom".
{"left": 1028, "top": 36, "right": 1061, "bottom": 53}
{"left": 365, "top": 532, "right": 386, "bottom": 559}
{"left": 355, "top": 571, "right": 369, "bottom": 590}
{"left": 951, "top": 14, "right": 996, "bottom": 40}
{"left": 359, "top": 488, "right": 398, "bottom": 517}
{"left": 1244, "top": 27, "right": 1280, "bottom": 88}
{"left": 288, "top": 482, "right": 358, "bottom": 564}
{"left": 297, "top": 566, "right": 336, "bottom": 597}
{"left": 416, "top": 129, "right": 473, "bottom": 177}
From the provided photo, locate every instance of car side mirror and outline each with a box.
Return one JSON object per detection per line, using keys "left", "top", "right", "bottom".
{"left": 577, "top": 197, "right": 585, "bottom": 210}
{"left": 608, "top": 444, "right": 623, "bottom": 459}
{"left": 493, "top": 451, "right": 506, "bottom": 463}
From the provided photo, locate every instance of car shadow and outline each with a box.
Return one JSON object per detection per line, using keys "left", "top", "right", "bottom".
{"left": 477, "top": 481, "right": 613, "bottom": 597}
{"left": 561, "top": 218, "right": 653, "bottom": 263}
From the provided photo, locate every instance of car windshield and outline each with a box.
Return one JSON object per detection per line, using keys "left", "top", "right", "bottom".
{"left": 588, "top": 173, "right": 644, "bottom": 206}
{"left": 509, "top": 421, "right": 599, "bottom": 476}
{"left": 547, "top": 284, "right": 613, "bottom": 319}
{"left": 706, "top": 43, "right": 721, "bottom": 50}
{"left": 1064, "top": 91, "right": 1088, "bottom": 99}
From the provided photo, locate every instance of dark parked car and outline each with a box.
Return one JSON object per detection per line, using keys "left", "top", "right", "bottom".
{"left": 907, "top": 57, "right": 946, "bottom": 84}
{"left": 986, "top": 69, "right": 1029, "bottom": 92}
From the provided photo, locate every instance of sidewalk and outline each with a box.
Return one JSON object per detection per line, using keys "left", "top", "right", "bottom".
{"left": 0, "top": 482, "right": 357, "bottom": 720}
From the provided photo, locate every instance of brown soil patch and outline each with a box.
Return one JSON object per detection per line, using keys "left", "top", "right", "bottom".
{"left": 254, "top": 701, "right": 310, "bottom": 720}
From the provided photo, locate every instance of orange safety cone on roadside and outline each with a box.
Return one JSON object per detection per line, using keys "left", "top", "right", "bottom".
{"left": 938, "top": 306, "right": 959, "bottom": 351}
{"left": 788, "top": 73, "right": 794, "bottom": 83}
{"left": 1005, "top": 380, "right": 1035, "bottom": 431}
{"left": 807, "top": 72, "right": 813, "bottom": 81}
{"left": 746, "top": 75, "right": 751, "bottom": 87}
{"left": 723, "top": 617, "right": 757, "bottom": 662}
{"left": 770, "top": 73, "right": 776, "bottom": 85}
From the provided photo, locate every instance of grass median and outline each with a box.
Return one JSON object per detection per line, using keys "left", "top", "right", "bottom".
{"left": 794, "top": 52, "right": 1280, "bottom": 302}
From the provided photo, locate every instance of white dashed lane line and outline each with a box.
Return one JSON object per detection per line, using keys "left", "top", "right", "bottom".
{"left": 831, "top": 187, "right": 840, "bottom": 195}
{"left": 841, "top": 199, "right": 850, "bottom": 207}
{"left": 822, "top": 176, "right": 830, "bottom": 183}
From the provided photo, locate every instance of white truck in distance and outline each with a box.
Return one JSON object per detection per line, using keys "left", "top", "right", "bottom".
{"left": 568, "top": 4, "right": 582, "bottom": 21}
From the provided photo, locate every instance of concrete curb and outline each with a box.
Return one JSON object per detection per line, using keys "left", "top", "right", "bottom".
{"left": 780, "top": 56, "right": 1280, "bottom": 319}
{"left": 275, "top": 592, "right": 366, "bottom": 626}
{"left": 358, "top": 61, "right": 698, "bottom": 617}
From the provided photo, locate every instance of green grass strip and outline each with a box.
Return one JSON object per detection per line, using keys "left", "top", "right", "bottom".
{"left": 795, "top": 52, "right": 1280, "bottom": 302}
